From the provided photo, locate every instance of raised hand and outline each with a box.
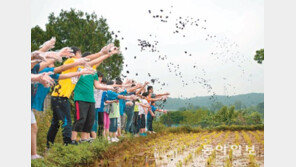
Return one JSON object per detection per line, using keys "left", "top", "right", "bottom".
{"left": 39, "top": 72, "right": 55, "bottom": 87}
{"left": 100, "top": 43, "right": 114, "bottom": 55}
{"left": 57, "top": 47, "right": 75, "bottom": 58}
{"left": 40, "top": 37, "right": 56, "bottom": 50}
{"left": 109, "top": 46, "right": 121, "bottom": 55}
{"left": 164, "top": 92, "right": 170, "bottom": 96}
{"left": 31, "top": 51, "right": 46, "bottom": 62}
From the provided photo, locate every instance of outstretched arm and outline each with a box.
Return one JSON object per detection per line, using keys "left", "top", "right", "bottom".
{"left": 155, "top": 92, "right": 170, "bottom": 97}
{"left": 117, "top": 94, "right": 138, "bottom": 101}
{"left": 156, "top": 109, "right": 167, "bottom": 113}
{"left": 136, "top": 82, "right": 149, "bottom": 95}
{"left": 38, "top": 37, "right": 56, "bottom": 52}
{"left": 147, "top": 96, "right": 166, "bottom": 102}
{"left": 53, "top": 58, "right": 88, "bottom": 74}
{"left": 126, "top": 84, "right": 142, "bottom": 93}
{"left": 88, "top": 47, "right": 120, "bottom": 68}
{"left": 58, "top": 69, "right": 95, "bottom": 80}
{"left": 39, "top": 47, "right": 74, "bottom": 72}
{"left": 94, "top": 80, "right": 115, "bottom": 91}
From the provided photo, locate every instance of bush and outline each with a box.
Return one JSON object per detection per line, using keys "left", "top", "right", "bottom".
{"left": 152, "top": 121, "right": 167, "bottom": 132}
{"left": 32, "top": 139, "right": 109, "bottom": 167}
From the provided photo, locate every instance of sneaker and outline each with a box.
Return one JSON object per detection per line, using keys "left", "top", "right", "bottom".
{"left": 31, "top": 154, "right": 43, "bottom": 160}
{"left": 79, "top": 139, "right": 91, "bottom": 143}
{"left": 88, "top": 138, "right": 95, "bottom": 143}
{"left": 147, "top": 131, "right": 152, "bottom": 134}
{"left": 111, "top": 138, "right": 119, "bottom": 142}
{"left": 152, "top": 131, "right": 156, "bottom": 134}
{"left": 114, "top": 137, "right": 120, "bottom": 142}
{"left": 107, "top": 136, "right": 111, "bottom": 141}
{"left": 70, "top": 140, "right": 78, "bottom": 145}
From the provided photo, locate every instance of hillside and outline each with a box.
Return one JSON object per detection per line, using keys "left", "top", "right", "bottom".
{"left": 161, "top": 93, "right": 264, "bottom": 111}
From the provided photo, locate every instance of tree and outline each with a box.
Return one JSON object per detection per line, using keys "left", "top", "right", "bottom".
{"left": 256, "top": 102, "right": 264, "bottom": 117}
{"left": 31, "top": 8, "right": 123, "bottom": 80}
{"left": 254, "top": 48, "right": 264, "bottom": 64}
{"left": 210, "top": 102, "right": 224, "bottom": 112}
{"left": 233, "top": 100, "right": 244, "bottom": 110}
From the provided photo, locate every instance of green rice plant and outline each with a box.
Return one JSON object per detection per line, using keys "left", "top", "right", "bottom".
{"left": 176, "top": 160, "right": 183, "bottom": 167}
{"left": 242, "top": 131, "right": 260, "bottom": 167}
{"left": 248, "top": 154, "right": 259, "bottom": 167}
{"left": 249, "top": 131, "right": 264, "bottom": 145}
{"left": 234, "top": 131, "right": 240, "bottom": 145}
{"left": 225, "top": 149, "right": 233, "bottom": 167}
{"left": 206, "top": 150, "right": 216, "bottom": 167}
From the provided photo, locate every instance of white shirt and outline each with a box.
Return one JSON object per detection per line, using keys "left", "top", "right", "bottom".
{"left": 94, "top": 89, "right": 104, "bottom": 108}
{"left": 138, "top": 99, "right": 148, "bottom": 115}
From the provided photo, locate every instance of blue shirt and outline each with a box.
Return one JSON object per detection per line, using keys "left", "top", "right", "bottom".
{"left": 31, "top": 68, "right": 60, "bottom": 111}
{"left": 106, "top": 90, "right": 119, "bottom": 100}
{"left": 148, "top": 105, "right": 157, "bottom": 119}
{"left": 119, "top": 90, "right": 127, "bottom": 116}
{"left": 97, "top": 91, "right": 107, "bottom": 112}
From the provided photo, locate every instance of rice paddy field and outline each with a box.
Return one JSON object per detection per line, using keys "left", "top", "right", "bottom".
{"left": 95, "top": 130, "right": 264, "bottom": 167}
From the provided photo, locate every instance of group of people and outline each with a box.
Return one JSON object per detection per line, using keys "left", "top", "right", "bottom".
{"left": 31, "top": 37, "right": 169, "bottom": 160}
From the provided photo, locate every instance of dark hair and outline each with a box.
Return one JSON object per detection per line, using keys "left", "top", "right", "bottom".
{"left": 106, "top": 80, "right": 114, "bottom": 85}
{"left": 115, "top": 77, "right": 122, "bottom": 85}
{"left": 142, "top": 92, "right": 148, "bottom": 97}
{"left": 131, "top": 84, "right": 136, "bottom": 87}
{"left": 101, "top": 77, "right": 107, "bottom": 84}
{"left": 147, "top": 86, "right": 153, "bottom": 92}
{"left": 82, "top": 52, "right": 91, "bottom": 57}
{"left": 97, "top": 71, "right": 104, "bottom": 78}
{"left": 151, "top": 101, "right": 155, "bottom": 105}
{"left": 70, "top": 46, "right": 81, "bottom": 55}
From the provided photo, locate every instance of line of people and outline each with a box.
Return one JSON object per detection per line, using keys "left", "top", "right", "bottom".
{"left": 31, "top": 37, "right": 169, "bottom": 160}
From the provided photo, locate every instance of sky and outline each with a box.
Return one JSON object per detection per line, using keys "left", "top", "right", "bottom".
{"left": 31, "top": 0, "right": 264, "bottom": 98}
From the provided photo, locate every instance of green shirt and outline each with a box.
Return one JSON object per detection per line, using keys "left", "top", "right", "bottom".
{"left": 74, "top": 74, "right": 98, "bottom": 103}
{"left": 109, "top": 102, "right": 120, "bottom": 118}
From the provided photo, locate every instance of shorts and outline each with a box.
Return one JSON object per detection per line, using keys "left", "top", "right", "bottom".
{"left": 104, "top": 112, "right": 110, "bottom": 130}
{"left": 72, "top": 101, "right": 95, "bottom": 133}
{"left": 139, "top": 114, "right": 146, "bottom": 129}
{"left": 31, "top": 110, "right": 36, "bottom": 124}
{"left": 110, "top": 118, "right": 118, "bottom": 132}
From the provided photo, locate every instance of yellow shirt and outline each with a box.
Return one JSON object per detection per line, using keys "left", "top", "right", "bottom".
{"left": 51, "top": 58, "right": 79, "bottom": 98}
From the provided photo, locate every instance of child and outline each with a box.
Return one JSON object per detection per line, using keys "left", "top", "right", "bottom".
{"left": 91, "top": 75, "right": 107, "bottom": 139}
{"left": 133, "top": 99, "right": 140, "bottom": 135}
{"left": 147, "top": 101, "right": 167, "bottom": 134}
{"left": 71, "top": 48, "right": 120, "bottom": 144}
{"left": 109, "top": 100, "right": 120, "bottom": 142}
{"left": 103, "top": 81, "right": 138, "bottom": 142}
{"left": 136, "top": 92, "right": 150, "bottom": 136}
